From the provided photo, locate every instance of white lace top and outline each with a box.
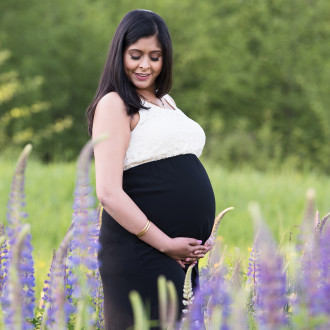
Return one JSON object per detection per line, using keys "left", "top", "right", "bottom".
{"left": 123, "top": 95, "right": 206, "bottom": 170}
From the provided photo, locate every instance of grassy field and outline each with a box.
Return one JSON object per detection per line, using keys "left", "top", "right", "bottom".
{"left": 1, "top": 156, "right": 329, "bottom": 303}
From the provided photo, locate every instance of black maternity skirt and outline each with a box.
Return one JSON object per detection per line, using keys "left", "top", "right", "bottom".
{"left": 98, "top": 154, "right": 216, "bottom": 330}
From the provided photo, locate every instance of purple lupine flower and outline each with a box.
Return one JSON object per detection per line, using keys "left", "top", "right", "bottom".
{"left": 208, "top": 273, "right": 231, "bottom": 330}
{"left": 246, "top": 232, "right": 260, "bottom": 314}
{"left": 318, "top": 222, "right": 330, "bottom": 319}
{"left": 295, "top": 210, "right": 325, "bottom": 319}
{"left": 18, "top": 233, "right": 36, "bottom": 322}
{"left": 1, "top": 145, "right": 35, "bottom": 329}
{"left": 184, "top": 266, "right": 231, "bottom": 330}
{"left": 0, "top": 224, "right": 8, "bottom": 293}
{"left": 315, "top": 210, "right": 330, "bottom": 236}
{"left": 94, "top": 206, "right": 105, "bottom": 329}
{"left": 247, "top": 232, "right": 260, "bottom": 288}
{"left": 255, "top": 250, "right": 288, "bottom": 329}
{"left": 288, "top": 208, "right": 330, "bottom": 328}
{"left": 4, "top": 224, "right": 32, "bottom": 329}
{"left": 40, "top": 249, "right": 56, "bottom": 310}
{"left": 61, "top": 224, "right": 76, "bottom": 319}
{"left": 248, "top": 202, "right": 288, "bottom": 329}
{"left": 181, "top": 235, "right": 223, "bottom": 328}
{"left": 180, "top": 264, "right": 209, "bottom": 329}
{"left": 66, "top": 138, "right": 105, "bottom": 327}
{"left": 39, "top": 249, "right": 56, "bottom": 327}
{"left": 254, "top": 230, "right": 287, "bottom": 328}
{"left": 181, "top": 236, "right": 232, "bottom": 330}
{"left": 45, "top": 228, "right": 74, "bottom": 330}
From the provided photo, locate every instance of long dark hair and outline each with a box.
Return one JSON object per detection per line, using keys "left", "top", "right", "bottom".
{"left": 86, "top": 9, "right": 173, "bottom": 135}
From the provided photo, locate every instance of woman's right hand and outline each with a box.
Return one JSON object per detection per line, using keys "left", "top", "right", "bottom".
{"left": 163, "top": 237, "right": 208, "bottom": 268}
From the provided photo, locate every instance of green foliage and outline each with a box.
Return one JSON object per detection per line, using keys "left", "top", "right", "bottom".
{"left": 172, "top": 0, "right": 330, "bottom": 173}
{"left": 1, "top": 0, "right": 329, "bottom": 171}
{"left": 0, "top": 49, "right": 50, "bottom": 153}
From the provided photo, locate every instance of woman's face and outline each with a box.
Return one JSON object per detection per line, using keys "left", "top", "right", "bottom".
{"left": 123, "top": 35, "right": 163, "bottom": 94}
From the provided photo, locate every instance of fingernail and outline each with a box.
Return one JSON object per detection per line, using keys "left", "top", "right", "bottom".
{"left": 198, "top": 240, "right": 202, "bottom": 244}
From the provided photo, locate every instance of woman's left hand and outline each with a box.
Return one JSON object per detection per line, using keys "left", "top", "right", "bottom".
{"left": 203, "top": 236, "right": 214, "bottom": 253}
{"left": 182, "top": 236, "right": 214, "bottom": 265}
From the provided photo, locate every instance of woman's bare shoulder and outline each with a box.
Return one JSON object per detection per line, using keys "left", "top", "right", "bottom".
{"left": 93, "top": 92, "right": 130, "bottom": 137}
{"left": 96, "top": 92, "right": 127, "bottom": 114}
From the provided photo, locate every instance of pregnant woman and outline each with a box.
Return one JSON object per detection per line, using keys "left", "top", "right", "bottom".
{"left": 86, "top": 9, "right": 216, "bottom": 329}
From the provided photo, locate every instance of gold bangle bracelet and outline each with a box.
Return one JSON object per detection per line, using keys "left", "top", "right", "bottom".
{"left": 136, "top": 220, "right": 151, "bottom": 238}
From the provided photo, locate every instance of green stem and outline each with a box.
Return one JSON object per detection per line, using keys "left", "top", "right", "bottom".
{"left": 129, "top": 290, "right": 149, "bottom": 330}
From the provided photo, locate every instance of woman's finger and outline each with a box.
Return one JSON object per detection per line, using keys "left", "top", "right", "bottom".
{"left": 204, "top": 245, "right": 212, "bottom": 253}
{"left": 204, "top": 237, "right": 214, "bottom": 247}
{"left": 176, "top": 259, "right": 186, "bottom": 269}
{"left": 188, "top": 239, "right": 203, "bottom": 246}
{"left": 194, "top": 250, "right": 206, "bottom": 255}
{"left": 190, "top": 251, "right": 205, "bottom": 259}
{"left": 191, "top": 246, "right": 207, "bottom": 254}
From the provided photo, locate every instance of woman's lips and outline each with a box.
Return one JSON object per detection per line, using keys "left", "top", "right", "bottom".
{"left": 134, "top": 73, "right": 150, "bottom": 80}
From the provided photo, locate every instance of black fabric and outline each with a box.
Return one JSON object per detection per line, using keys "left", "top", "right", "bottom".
{"left": 98, "top": 154, "right": 215, "bottom": 329}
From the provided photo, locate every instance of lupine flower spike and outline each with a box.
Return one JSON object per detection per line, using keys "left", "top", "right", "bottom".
{"left": 315, "top": 211, "right": 330, "bottom": 235}
{"left": 203, "top": 207, "right": 234, "bottom": 280}
{"left": 294, "top": 209, "right": 330, "bottom": 328}
{"left": 2, "top": 144, "right": 35, "bottom": 329}
{"left": 184, "top": 265, "right": 232, "bottom": 330}
{"left": 6, "top": 224, "right": 32, "bottom": 329}
{"left": 180, "top": 265, "right": 200, "bottom": 329}
{"left": 182, "top": 264, "right": 195, "bottom": 316}
{"left": 246, "top": 230, "right": 260, "bottom": 314}
{"left": 249, "top": 202, "right": 288, "bottom": 329}
{"left": 319, "top": 221, "right": 330, "bottom": 320}
{"left": 298, "top": 188, "right": 316, "bottom": 251}
{"left": 50, "top": 229, "right": 74, "bottom": 330}
{"left": 39, "top": 249, "right": 56, "bottom": 326}
{"left": 0, "top": 224, "right": 7, "bottom": 294}
{"left": 67, "top": 135, "right": 107, "bottom": 328}
{"left": 45, "top": 228, "right": 74, "bottom": 329}
{"left": 209, "top": 207, "right": 234, "bottom": 243}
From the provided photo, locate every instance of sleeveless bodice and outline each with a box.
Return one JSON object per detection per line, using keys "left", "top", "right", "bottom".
{"left": 124, "top": 96, "right": 206, "bottom": 170}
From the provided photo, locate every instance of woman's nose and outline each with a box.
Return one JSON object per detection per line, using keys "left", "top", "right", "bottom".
{"left": 139, "top": 57, "right": 150, "bottom": 70}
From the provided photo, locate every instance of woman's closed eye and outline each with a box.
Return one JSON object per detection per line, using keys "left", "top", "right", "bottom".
{"left": 130, "top": 55, "right": 160, "bottom": 62}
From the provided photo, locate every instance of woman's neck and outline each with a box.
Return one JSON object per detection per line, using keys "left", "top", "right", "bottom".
{"left": 136, "top": 89, "right": 156, "bottom": 101}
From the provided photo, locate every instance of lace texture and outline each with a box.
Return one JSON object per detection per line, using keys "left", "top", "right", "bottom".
{"left": 124, "top": 97, "right": 206, "bottom": 170}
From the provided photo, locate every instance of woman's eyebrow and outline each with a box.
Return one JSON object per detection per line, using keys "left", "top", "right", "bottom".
{"left": 128, "top": 49, "right": 162, "bottom": 53}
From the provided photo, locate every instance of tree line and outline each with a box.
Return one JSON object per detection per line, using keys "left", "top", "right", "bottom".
{"left": 0, "top": 0, "right": 329, "bottom": 173}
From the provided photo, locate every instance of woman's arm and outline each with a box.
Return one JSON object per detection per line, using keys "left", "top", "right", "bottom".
{"left": 93, "top": 92, "right": 206, "bottom": 266}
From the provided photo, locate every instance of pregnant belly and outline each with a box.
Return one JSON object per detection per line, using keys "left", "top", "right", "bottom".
{"left": 123, "top": 154, "right": 216, "bottom": 242}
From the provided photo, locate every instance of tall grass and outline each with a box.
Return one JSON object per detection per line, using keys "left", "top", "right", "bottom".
{"left": 1, "top": 146, "right": 330, "bottom": 328}
{"left": 1, "top": 157, "right": 329, "bottom": 303}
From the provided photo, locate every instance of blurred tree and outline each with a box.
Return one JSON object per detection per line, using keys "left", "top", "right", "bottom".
{"left": 165, "top": 0, "right": 330, "bottom": 172}
{"left": 0, "top": 0, "right": 329, "bottom": 172}
{"left": 0, "top": 48, "right": 51, "bottom": 153}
